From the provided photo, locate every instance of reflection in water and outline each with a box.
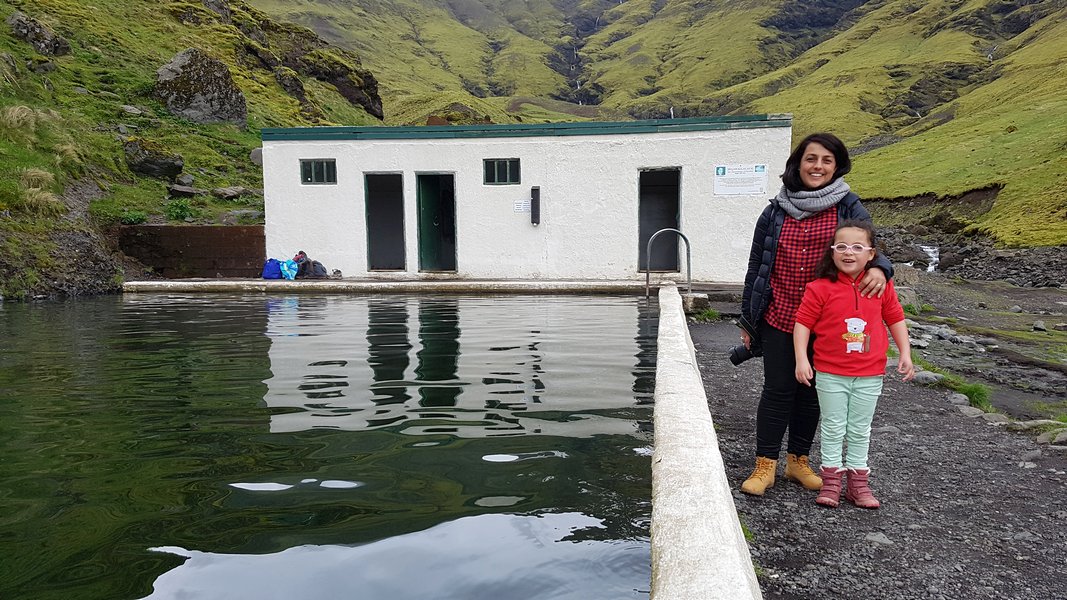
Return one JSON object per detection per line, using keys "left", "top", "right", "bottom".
{"left": 143, "top": 513, "right": 648, "bottom": 600}
{"left": 416, "top": 297, "right": 462, "bottom": 408}
{"left": 0, "top": 294, "right": 655, "bottom": 600}
{"left": 367, "top": 298, "right": 411, "bottom": 406}
{"left": 263, "top": 296, "right": 656, "bottom": 438}
{"left": 634, "top": 299, "right": 658, "bottom": 406}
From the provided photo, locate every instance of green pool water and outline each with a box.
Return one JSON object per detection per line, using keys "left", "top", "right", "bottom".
{"left": 0, "top": 294, "right": 656, "bottom": 599}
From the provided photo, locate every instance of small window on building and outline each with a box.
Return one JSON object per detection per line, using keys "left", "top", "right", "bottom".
{"left": 483, "top": 158, "right": 520, "bottom": 185}
{"left": 301, "top": 159, "right": 337, "bottom": 184}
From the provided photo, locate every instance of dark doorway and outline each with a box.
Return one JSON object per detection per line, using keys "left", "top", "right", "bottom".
{"left": 638, "top": 169, "right": 681, "bottom": 271}
{"left": 416, "top": 174, "right": 457, "bottom": 272}
{"left": 366, "top": 174, "right": 406, "bottom": 270}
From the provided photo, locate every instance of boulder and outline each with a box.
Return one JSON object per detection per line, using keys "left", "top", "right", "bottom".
{"left": 154, "top": 48, "right": 247, "bottom": 126}
{"left": 212, "top": 186, "right": 253, "bottom": 200}
{"left": 892, "top": 263, "right": 921, "bottom": 287}
{"left": 293, "top": 49, "right": 383, "bottom": 119}
{"left": 249, "top": 147, "right": 263, "bottom": 166}
{"left": 6, "top": 11, "right": 70, "bottom": 56}
{"left": 124, "top": 139, "right": 184, "bottom": 180}
{"left": 896, "top": 285, "right": 919, "bottom": 310}
{"left": 167, "top": 184, "right": 207, "bottom": 197}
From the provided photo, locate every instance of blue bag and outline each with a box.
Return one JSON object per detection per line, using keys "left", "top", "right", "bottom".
{"left": 280, "top": 259, "right": 298, "bottom": 280}
{"left": 262, "top": 258, "right": 282, "bottom": 279}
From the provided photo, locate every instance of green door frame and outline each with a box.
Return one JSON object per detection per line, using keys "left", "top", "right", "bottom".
{"left": 416, "top": 174, "right": 457, "bottom": 272}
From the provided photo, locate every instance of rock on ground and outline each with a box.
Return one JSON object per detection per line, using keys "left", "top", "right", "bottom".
{"left": 689, "top": 320, "right": 1067, "bottom": 600}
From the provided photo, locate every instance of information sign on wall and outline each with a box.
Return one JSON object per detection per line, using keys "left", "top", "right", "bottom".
{"left": 713, "top": 164, "right": 768, "bottom": 195}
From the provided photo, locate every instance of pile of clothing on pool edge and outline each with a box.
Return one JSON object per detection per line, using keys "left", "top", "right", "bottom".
{"left": 261, "top": 251, "right": 340, "bottom": 280}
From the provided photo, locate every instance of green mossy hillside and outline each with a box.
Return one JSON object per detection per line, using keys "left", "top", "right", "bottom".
{"left": 0, "top": 0, "right": 383, "bottom": 298}
{"left": 249, "top": 0, "right": 1067, "bottom": 247}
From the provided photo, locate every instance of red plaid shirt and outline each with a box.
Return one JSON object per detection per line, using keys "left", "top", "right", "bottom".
{"left": 764, "top": 207, "right": 838, "bottom": 333}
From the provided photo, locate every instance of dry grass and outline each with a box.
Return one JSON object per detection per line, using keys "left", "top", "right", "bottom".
{"left": 19, "top": 168, "right": 56, "bottom": 190}
{"left": 0, "top": 61, "right": 18, "bottom": 89}
{"left": 0, "top": 105, "right": 38, "bottom": 131}
{"left": 13, "top": 187, "right": 66, "bottom": 217}
{"left": 52, "top": 143, "right": 84, "bottom": 172}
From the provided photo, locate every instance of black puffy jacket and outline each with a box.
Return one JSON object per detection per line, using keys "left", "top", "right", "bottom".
{"left": 741, "top": 192, "right": 894, "bottom": 327}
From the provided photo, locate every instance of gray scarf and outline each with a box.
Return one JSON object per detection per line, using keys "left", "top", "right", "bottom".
{"left": 775, "top": 178, "right": 851, "bottom": 220}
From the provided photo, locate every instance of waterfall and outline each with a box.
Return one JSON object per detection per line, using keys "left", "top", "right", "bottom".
{"left": 919, "top": 245, "right": 939, "bottom": 272}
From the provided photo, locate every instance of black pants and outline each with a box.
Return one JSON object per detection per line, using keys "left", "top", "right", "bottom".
{"left": 755, "top": 320, "right": 820, "bottom": 459}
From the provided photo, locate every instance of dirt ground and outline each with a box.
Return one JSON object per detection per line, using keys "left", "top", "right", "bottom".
{"left": 688, "top": 317, "right": 1067, "bottom": 600}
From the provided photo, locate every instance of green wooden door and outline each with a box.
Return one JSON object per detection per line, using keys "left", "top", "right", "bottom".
{"left": 416, "top": 175, "right": 456, "bottom": 271}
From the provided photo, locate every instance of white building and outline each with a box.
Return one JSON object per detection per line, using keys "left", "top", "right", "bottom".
{"left": 261, "top": 115, "right": 792, "bottom": 283}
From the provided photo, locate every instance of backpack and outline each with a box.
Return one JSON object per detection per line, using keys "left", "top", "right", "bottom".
{"left": 295, "top": 257, "right": 329, "bottom": 278}
{"left": 262, "top": 258, "right": 282, "bottom": 279}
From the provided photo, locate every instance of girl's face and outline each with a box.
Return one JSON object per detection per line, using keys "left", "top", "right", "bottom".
{"left": 831, "top": 227, "right": 875, "bottom": 279}
{"left": 799, "top": 141, "right": 837, "bottom": 190}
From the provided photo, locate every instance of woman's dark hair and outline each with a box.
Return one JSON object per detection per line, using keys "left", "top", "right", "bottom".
{"left": 781, "top": 132, "right": 852, "bottom": 192}
{"left": 815, "top": 219, "right": 877, "bottom": 280}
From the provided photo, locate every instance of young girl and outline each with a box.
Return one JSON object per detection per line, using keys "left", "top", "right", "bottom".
{"left": 793, "top": 220, "right": 914, "bottom": 509}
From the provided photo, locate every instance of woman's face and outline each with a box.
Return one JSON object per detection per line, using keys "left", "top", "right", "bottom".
{"left": 799, "top": 141, "right": 837, "bottom": 190}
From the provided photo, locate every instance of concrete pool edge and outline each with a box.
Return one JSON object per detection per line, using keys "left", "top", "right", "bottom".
{"left": 124, "top": 278, "right": 662, "bottom": 294}
{"left": 650, "top": 283, "right": 762, "bottom": 599}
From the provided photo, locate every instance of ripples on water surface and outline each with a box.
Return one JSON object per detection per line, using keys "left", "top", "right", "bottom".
{"left": 0, "top": 295, "right": 657, "bottom": 599}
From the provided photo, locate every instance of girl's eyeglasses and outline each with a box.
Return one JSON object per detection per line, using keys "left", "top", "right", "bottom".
{"left": 831, "top": 243, "right": 873, "bottom": 254}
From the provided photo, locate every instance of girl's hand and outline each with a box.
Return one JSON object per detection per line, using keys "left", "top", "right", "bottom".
{"left": 898, "top": 356, "right": 915, "bottom": 381}
{"left": 795, "top": 359, "right": 814, "bottom": 386}
{"left": 858, "top": 268, "right": 888, "bottom": 298}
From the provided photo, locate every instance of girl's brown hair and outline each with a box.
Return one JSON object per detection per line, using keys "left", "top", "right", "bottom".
{"left": 815, "top": 219, "right": 877, "bottom": 280}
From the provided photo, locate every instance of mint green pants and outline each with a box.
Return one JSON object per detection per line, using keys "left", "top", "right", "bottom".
{"left": 815, "top": 372, "right": 884, "bottom": 469}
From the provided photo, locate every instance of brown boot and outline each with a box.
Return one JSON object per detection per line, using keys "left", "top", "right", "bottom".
{"left": 845, "top": 468, "right": 881, "bottom": 509}
{"left": 815, "top": 466, "right": 845, "bottom": 507}
{"left": 784, "top": 453, "right": 823, "bottom": 490}
{"left": 740, "top": 457, "right": 777, "bottom": 496}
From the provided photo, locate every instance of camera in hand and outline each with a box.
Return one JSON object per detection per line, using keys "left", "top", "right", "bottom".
{"left": 729, "top": 316, "right": 762, "bottom": 366}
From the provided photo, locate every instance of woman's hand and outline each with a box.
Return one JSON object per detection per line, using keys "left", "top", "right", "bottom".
{"left": 795, "top": 357, "right": 814, "bottom": 386}
{"left": 858, "top": 268, "right": 888, "bottom": 298}
{"left": 741, "top": 329, "right": 752, "bottom": 350}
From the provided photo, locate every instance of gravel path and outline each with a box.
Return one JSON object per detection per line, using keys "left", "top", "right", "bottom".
{"left": 689, "top": 320, "right": 1067, "bottom": 600}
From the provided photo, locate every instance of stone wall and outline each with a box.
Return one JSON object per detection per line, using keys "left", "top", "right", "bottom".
{"left": 119, "top": 225, "right": 264, "bottom": 278}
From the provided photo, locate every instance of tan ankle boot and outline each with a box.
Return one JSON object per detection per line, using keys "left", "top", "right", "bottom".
{"left": 784, "top": 453, "right": 823, "bottom": 490}
{"left": 740, "top": 457, "right": 777, "bottom": 496}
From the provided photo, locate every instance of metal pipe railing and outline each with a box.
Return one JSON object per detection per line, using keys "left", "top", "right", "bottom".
{"left": 645, "top": 228, "right": 691, "bottom": 299}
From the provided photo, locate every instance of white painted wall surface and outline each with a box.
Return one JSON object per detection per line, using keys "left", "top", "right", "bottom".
{"left": 262, "top": 126, "right": 790, "bottom": 282}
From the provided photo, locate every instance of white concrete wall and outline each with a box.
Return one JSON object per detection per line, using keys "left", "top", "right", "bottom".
{"left": 651, "top": 284, "right": 762, "bottom": 600}
{"left": 262, "top": 125, "right": 790, "bottom": 282}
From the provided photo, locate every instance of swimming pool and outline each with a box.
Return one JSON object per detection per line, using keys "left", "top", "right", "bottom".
{"left": 0, "top": 294, "right": 656, "bottom": 599}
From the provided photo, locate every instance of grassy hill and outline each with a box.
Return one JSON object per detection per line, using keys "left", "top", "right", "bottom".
{"left": 250, "top": 0, "right": 1067, "bottom": 247}
{"left": 0, "top": 0, "right": 383, "bottom": 297}
{"left": 0, "top": 0, "right": 1064, "bottom": 298}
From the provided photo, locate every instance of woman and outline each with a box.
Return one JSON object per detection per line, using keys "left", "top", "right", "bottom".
{"left": 738, "top": 132, "right": 893, "bottom": 497}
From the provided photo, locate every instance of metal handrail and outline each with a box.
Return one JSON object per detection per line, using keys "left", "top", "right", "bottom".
{"left": 645, "top": 228, "right": 691, "bottom": 298}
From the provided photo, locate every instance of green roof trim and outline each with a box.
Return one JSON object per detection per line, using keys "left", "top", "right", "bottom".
{"left": 262, "top": 114, "right": 792, "bottom": 141}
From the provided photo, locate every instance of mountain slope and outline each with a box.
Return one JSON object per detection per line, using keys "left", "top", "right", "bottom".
{"left": 0, "top": 0, "right": 383, "bottom": 298}
{"left": 248, "top": 0, "right": 1066, "bottom": 246}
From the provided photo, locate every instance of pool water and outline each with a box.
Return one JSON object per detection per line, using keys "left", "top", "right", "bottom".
{"left": 0, "top": 294, "right": 656, "bottom": 599}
